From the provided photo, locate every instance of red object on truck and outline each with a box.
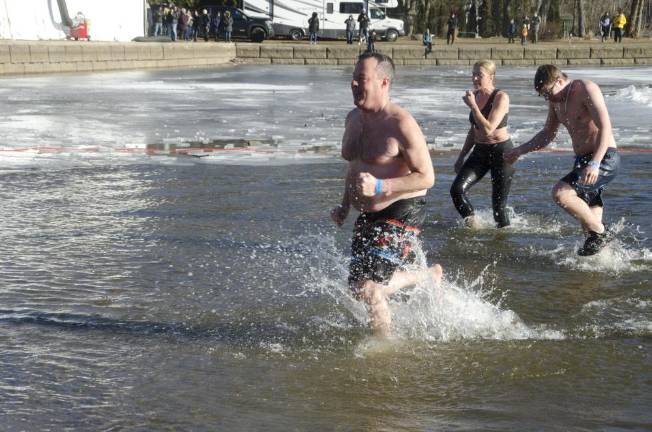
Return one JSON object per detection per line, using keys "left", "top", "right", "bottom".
{"left": 71, "top": 21, "right": 89, "bottom": 40}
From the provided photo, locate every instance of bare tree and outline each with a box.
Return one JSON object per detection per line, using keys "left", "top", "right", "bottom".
{"left": 629, "top": 0, "right": 646, "bottom": 37}
{"left": 577, "top": 0, "right": 585, "bottom": 36}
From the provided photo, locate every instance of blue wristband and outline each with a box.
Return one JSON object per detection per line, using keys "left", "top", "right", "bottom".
{"left": 587, "top": 160, "right": 600, "bottom": 170}
{"left": 375, "top": 179, "right": 383, "bottom": 195}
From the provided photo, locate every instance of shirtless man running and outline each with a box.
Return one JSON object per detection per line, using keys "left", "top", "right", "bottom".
{"left": 505, "top": 65, "right": 620, "bottom": 256}
{"left": 331, "top": 52, "right": 443, "bottom": 337}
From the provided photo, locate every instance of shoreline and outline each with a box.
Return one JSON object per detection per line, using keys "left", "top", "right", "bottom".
{"left": 1, "top": 38, "right": 652, "bottom": 76}
{"left": 2, "top": 145, "right": 651, "bottom": 157}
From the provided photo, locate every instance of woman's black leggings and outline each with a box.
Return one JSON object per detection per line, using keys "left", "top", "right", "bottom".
{"left": 450, "top": 140, "right": 515, "bottom": 227}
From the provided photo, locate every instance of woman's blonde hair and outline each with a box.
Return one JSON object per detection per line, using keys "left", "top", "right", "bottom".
{"left": 473, "top": 59, "right": 496, "bottom": 79}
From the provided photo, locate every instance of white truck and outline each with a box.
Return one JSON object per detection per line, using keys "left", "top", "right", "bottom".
{"left": 242, "top": 0, "right": 404, "bottom": 42}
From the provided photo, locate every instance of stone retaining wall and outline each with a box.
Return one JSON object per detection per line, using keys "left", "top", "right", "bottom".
{"left": 0, "top": 41, "right": 235, "bottom": 75}
{"left": 236, "top": 43, "right": 652, "bottom": 66}
{"left": 1, "top": 40, "right": 651, "bottom": 76}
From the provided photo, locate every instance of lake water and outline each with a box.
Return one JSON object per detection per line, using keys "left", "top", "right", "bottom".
{"left": 1, "top": 65, "right": 651, "bottom": 430}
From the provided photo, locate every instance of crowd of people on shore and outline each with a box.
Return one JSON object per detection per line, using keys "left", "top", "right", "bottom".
{"left": 149, "top": 6, "right": 234, "bottom": 42}
{"left": 147, "top": 3, "right": 630, "bottom": 47}
{"left": 428, "top": 9, "right": 628, "bottom": 50}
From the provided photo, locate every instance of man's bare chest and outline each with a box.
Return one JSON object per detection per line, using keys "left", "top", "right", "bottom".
{"left": 359, "top": 132, "right": 400, "bottom": 161}
{"left": 554, "top": 99, "right": 589, "bottom": 127}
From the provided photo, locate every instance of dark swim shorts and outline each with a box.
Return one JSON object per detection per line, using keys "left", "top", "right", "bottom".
{"left": 348, "top": 197, "right": 426, "bottom": 288}
{"left": 561, "top": 147, "right": 619, "bottom": 207}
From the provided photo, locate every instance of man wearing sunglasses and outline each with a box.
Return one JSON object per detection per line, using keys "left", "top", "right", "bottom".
{"left": 504, "top": 65, "right": 619, "bottom": 256}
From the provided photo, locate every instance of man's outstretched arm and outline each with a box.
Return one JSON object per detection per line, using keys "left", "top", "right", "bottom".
{"left": 505, "top": 103, "right": 560, "bottom": 164}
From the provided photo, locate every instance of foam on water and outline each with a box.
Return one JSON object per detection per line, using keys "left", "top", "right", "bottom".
{"left": 611, "top": 85, "right": 652, "bottom": 108}
{"left": 574, "top": 296, "right": 652, "bottom": 338}
{"left": 66, "top": 79, "right": 310, "bottom": 94}
{"left": 570, "top": 66, "right": 652, "bottom": 83}
{"left": 456, "top": 207, "right": 566, "bottom": 235}
{"left": 193, "top": 151, "right": 334, "bottom": 166}
{"left": 0, "top": 145, "right": 340, "bottom": 170}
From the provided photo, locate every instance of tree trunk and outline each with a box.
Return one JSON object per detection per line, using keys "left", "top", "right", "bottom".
{"left": 577, "top": 0, "right": 585, "bottom": 37}
{"left": 539, "top": 0, "right": 550, "bottom": 28}
{"left": 473, "top": 0, "right": 480, "bottom": 37}
{"left": 492, "top": 0, "right": 505, "bottom": 37}
{"left": 503, "top": 0, "right": 511, "bottom": 36}
{"left": 629, "top": 0, "right": 645, "bottom": 38}
{"left": 422, "top": 0, "right": 431, "bottom": 34}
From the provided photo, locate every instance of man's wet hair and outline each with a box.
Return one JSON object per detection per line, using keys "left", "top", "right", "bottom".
{"left": 534, "top": 64, "right": 568, "bottom": 93}
{"left": 357, "top": 52, "right": 395, "bottom": 82}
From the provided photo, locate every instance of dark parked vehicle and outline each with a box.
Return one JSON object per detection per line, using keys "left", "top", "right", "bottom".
{"left": 202, "top": 5, "right": 274, "bottom": 42}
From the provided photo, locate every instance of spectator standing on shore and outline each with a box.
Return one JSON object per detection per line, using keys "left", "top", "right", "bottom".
{"left": 170, "top": 6, "right": 180, "bottom": 41}
{"left": 162, "top": 7, "right": 170, "bottom": 36}
{"left": 447, "top": 13, "right": 457, "bottom": 45}
{"left": 179, "top": 8, "right": 188, "bottom": 40}
{"left": 192, "top": 10, "right": 200, "bottom": 41}
{"left": 599, "top": 12, "right": 611, "bottom": 43}
{"left": 200, "top": 9, "right": 211, "bottom": 42}
{"left": 613, "top": 10, "right": 626, "bottom": 43}
{"left": 520, "top": 23, "right": 528, "bottom": 45}
{"left": 184, "top": 10, "right": 193, "bottom": 40}
{"left": 367, "top": 30, "right": 376, "bottom": 53}
{"left": 214, "top": 11, "right": 221, "bottom": 41}
{"left": 507, "top": 19, "right": 516, "bottom": 43}
{"left": 358, "top": 10, "right": 369, "bottom": 44}
{"left": 345, "top": 14, "right": 356, "bottom": 45}
{"left": 308, "top": 12, "right": 319, "bottom": 44}
{"left": 223, "top": 10, "right": 234, "bottom": 42}
{"left": 423, "top": 28, "right": 432, "bottom": 55}
{"left": 153, "top": 7, "right": 163, "bottom": 36}
{"left": 531, "top": 12, "right": 541, "bottom": 43}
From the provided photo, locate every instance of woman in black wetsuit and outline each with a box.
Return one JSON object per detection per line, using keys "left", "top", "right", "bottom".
{"left": 451, "top": 59, "right": 514, "bottom": 228}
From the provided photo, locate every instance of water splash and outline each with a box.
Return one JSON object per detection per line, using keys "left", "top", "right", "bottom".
{"left": 535, "top": 220, "right": 652, "bottom": 274}
{"left": 611, "top": 85, "right": 652, "bottom": 108}
{"left": 299, "top": 233, "right": 562, "bottom": 343}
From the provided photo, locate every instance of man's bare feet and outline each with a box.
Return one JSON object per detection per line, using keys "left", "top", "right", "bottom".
{"left": 430, "top": 264, "right": 443, "bottom": 284}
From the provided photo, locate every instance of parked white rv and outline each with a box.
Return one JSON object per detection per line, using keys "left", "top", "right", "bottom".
{"left": 243, "top": 0, "right": 404, "bottom": 41}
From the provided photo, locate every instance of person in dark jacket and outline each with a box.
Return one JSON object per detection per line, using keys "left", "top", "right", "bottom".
{"left": 214, "top": 11, "right": 221, "bottom": 41}
{"left": 178, "top": 8, "right": 188, "bottom": 40}
{"left": 600, "top": 12, "right": 612, "bottom": 43}
{"left": 531, "top": 12, "right": 541, "bottom": 43}
{"left": 308, "top": 12, "right": 319, "bottom": 44}
{"left": 192, "top": 10, "right": 200, "bottom": 41}
{"left": 223, "top": 10, "right": 234, "bottom": 42}
{"left": 447, "top": 12, "right": 458, "bottom": 45}
{"left": 507, "top": 19, "right": 516, "bottom": 43}
{"left": 357, "top": 11, "right": 369, "bottom": 44}
{"left": 200, "top": 9, "right": 211, "bottom": 42}
{"left": 423, "top": 28, "right": 432, "bottom": 54}
{"left": 163, "top": 7, "right": 172, "bottom": 36}
{"left": 366, "top": 30, "right": 376, "bottom": 52}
